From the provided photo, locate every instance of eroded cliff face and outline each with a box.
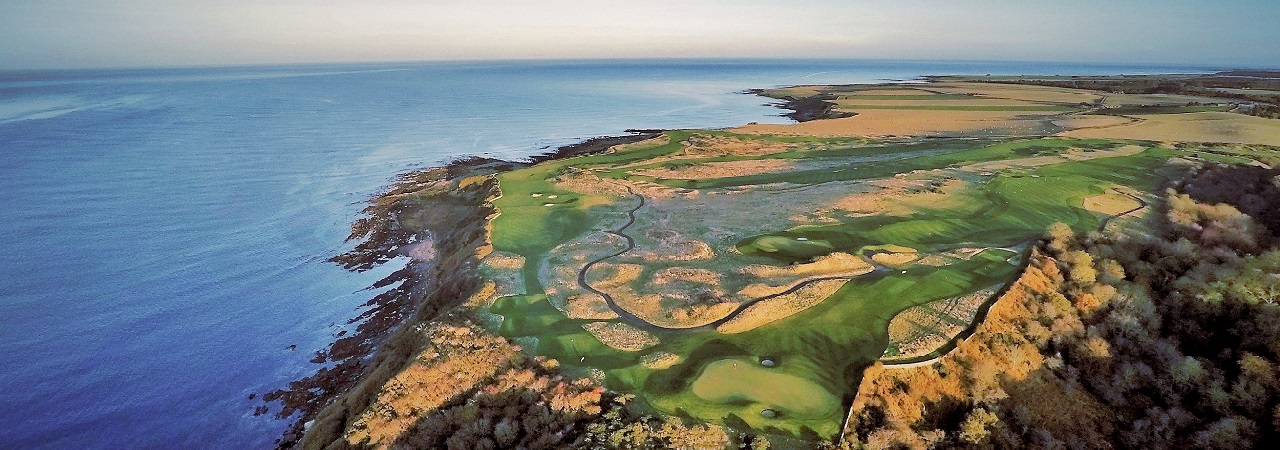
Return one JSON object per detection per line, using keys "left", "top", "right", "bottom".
{"left": 265, "top": 158, "right": 514, "bottom": 447}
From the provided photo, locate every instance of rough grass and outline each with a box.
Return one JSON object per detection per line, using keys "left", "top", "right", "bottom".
{"left": 483, "top": 130, "right": 1182, "bottom": 440}
{"left": 836, "top": 104, "right": 1075, "bottom": 112}
{"left": 1064, "top": 112, "right": 1280, "bottom": 146}
{"left": 718, "top": 279, "right": 849, "bottom": 334}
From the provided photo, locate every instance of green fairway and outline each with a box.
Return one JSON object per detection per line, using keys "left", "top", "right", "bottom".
{"left": 481, "top": 131, "right": 1183, "bottom": 440}
{"left": 690, "top": 358, "right": 841, "bottom": 419}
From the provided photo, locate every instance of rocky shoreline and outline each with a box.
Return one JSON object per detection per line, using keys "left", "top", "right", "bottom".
{"left": 745, "top": 88, "right": 856, "bottom": 122}
{"left": 261, "top": 91, "right": 836, "bottom": 446}
{"left": 260, "top": 130, "right": 664, "bottom": 448}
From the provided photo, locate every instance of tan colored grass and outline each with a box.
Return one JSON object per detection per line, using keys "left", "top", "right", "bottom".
{"left": 825, "top": 177, "right": 969, "bottom": 216}
{"left": 872, "top": 252, "right": 919, "bottom": 266}
{"left": 651, "top": 267, "right": 722, "bottom": 286}
{"left": 1051, "top": 114, "right": 1137, "bottom": 130}
{"left": 734, "top": 109, "right": 1044, "bottom": 138}
{"left": 582, "top": 322, "right": 660, "bottom": 352}
{"left": 928, "top": 82, "right": 1102, "bottom": 104}
{"left": 1103, "top": 93, "right": 1224, "bottom": 106}
{"left": 885, "top": 288, "right": 996, "bottom": 359}
{"left": 957, "top": 144, "right": 1145, "bottom": 172}
{"left": 553, "top": 170, "right": 630, "bottom": 198}
{"left": 564, "top": 294, "right": 620, "bottom": 320}
{"left": 462, "top": 281, "right": 499, "bottom": 308}
{"left": 640, "top": 352, "right": 682, "bottom": 369}
{"left": 681, "top": 134, "right": 794, "bottom": 157}
{"left": 764, "top": 86, "right": 830, "bottom": 98}
{"left": 716, "top": 279, "right": 847, "bottom": 334}
{"left": 584, "top": 263, "right": 644, "bottom": 289}
{"left": 1062, "top": 112, "right": 1280, "bottom": 146}
{"left": 1083, "top": 192, "right": 1143, "bottom": 215}
{"left": 637, "top": 239, "right": 715, "bottom": 262}
{"left": 744, "top": 252, "right": 872, "bottom": 278}
{"left": 610, "top": 290, "right": 665, "bottom": 322}
{"left": 944, "top": 247, "right": 986, "bottom": 260}
{"left": 630, "top": 159, "right": 795, "bottom": 180}
{"left": 880, "top": 245, "right": 918, "bottom": 253}
{"left": 737, "top": 283, "right": 788, "bottom": 298}
{"left": 540, "top": 233, "right": 627, "bottom": 316}
{"left": 915, "top": 254, "right": 954, "bottom": 267}
{"left": 662, "top": 302, "right": 740, "bottom": 329}
{"left": 484, "top": 252, "right": 526, "bottom": 270}
{"left": 843, "top": 88, "right": 932, "bottom": 96}
{"left": 834, "top": 98, "right": 1054, "bottom": 108}
{"left": 608, "top": 135, "right": 671, "bottom": 154}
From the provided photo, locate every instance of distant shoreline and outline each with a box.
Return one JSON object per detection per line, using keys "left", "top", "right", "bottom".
{"left": 266, "top": 70, "right": 1280, "bottom": 447}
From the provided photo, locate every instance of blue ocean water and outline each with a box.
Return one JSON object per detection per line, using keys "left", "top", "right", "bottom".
{"left": 0, "top": 59, "right": 1211, "bottom": 448}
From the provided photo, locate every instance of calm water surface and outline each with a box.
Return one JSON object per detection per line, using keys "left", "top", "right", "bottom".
{"left": 0, "top": 59, "right": 1209, "bottom": 448}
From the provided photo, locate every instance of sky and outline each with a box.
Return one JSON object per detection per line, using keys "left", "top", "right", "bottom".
{"left": 1, "top": 0, "right": 1277, "bottom": 69}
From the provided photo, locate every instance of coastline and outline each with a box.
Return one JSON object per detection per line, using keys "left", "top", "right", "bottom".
{"left": 743, "top": 88, "right": 856, "bottom": 122}
{"left": 266, "top": 71, "right": 1280, "bottom": 447}
{"left": 261, "top": 89, "right": 840, "bottom": 447}
{"left": 260, "top": 134, "right": 724, "bottom": 446}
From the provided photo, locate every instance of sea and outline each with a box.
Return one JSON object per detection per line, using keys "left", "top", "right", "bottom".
{"left": 0, "top": 59, "right": 1212, "bottom": 448}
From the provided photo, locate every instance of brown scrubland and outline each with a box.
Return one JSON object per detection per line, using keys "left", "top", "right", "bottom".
{"left": 842, "top": 165, "right": 1280, "bottom": 449}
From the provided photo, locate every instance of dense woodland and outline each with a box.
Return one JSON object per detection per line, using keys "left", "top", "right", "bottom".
{"left": 843, "top": 164, "right": 1280, "bottom": 449}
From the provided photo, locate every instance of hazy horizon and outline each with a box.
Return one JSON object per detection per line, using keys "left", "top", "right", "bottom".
{"left": 2, "top": 0, "right": 1278, "bottom": 70}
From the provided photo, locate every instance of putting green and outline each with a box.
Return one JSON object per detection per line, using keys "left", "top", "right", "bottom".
{"left": 690, "top": 358, "right": 840, "bottom": 419}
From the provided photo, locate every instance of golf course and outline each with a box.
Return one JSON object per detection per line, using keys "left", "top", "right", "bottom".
{"left": 461, "top": 80, "right": 1280, "bottom": 440}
